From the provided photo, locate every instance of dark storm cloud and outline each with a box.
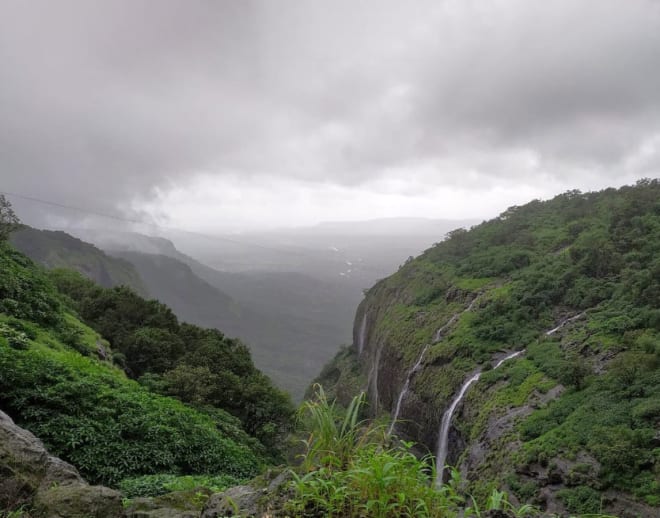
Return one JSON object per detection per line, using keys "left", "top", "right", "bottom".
{"left": 1, "top": 0, "right": 659, "bottom": 225}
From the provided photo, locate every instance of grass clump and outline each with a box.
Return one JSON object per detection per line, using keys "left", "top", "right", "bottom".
{"left": 287, "top": 385, "right": 539, "bottom": 518}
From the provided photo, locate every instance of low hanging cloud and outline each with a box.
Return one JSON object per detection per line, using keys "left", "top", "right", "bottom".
{"left": 1, "top": 0, "right": 659, "bottom": 229}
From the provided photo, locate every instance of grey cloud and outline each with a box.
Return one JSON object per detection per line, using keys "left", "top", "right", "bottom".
{"left": 1, "top": 0, "right": 659, "bottom": 226}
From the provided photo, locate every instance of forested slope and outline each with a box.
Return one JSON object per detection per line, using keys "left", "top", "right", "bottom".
{"left": 0, "top": 240, "right": 293, "bottom": 494}
{"left": 318, "top": 180, "right": 660, "bottom": 516}
{"left": 10, "top": 227, "right": 148, "bottom": 296}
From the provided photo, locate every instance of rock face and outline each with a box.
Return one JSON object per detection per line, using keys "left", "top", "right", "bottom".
{"left": 0, "top": 409, "right": 122, "bottom": 518}
{"left": 201, "top": 470, "right": 292, "bottom": 518}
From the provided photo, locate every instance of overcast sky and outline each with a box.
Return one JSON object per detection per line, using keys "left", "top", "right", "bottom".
{"left": 1, "top": 0, "right": 659, "bottom": 232}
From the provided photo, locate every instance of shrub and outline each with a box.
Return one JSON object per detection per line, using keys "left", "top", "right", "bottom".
{"left": 0, "top": 340, "right": 261, "bottom": 486}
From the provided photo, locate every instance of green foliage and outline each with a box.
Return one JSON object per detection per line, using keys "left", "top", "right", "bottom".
{"left": 0, "top": 322, "right": 29, "bottom": 350}
{"left": 288, "top": 445, "right": 463, "bottom": 518}
{"left": 289, "top": 386, "right": 540, "bottom": 518}
{"left": 0, "top": 194, "right": 20, "bottom": 241}
{"left": 557, "top": 486, "right": 603, "bottom": 514}
{"left": 49, "top": 270, "right": 294, "bottom": 452}
{"left": 119, "top": 473, "right": 242, "bottom": 498}
{"left": 0, "top": 243, "right": 62, "bottom": 326}
{"left": 297, "top": 385, "right": 374, "bottom": 471}
{"left": 0, "top": 337, "right": 261, "bottom": 486}
{"left": 9, "top": 226, "right": 148, "bottom": 296}
{"left": 320, "top": 180, "right": 660, "bottom": 511}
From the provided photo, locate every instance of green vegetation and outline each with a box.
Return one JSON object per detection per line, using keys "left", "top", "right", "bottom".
{"left": 10, "top": 227, "right": 148, "bottom": 296}
{"left": 0, "top": 194, "right": 20, "bottom": 241}
{"left": 0, "top": 212, "right": 294, "bottom": 494}
{"left": 48, "top": 268, "right": 294, "bottom": 451}
{"left": 119, "top": 474, "right": 241, "bottom": 498}
{"left": 287, "top": 386, "right": 539, "bottom": 518}
{"left": 0, "top": 335, "right": 259, "bottom": 485}
{"left": 323, "top": 180, "right": 660, "bottom": 513}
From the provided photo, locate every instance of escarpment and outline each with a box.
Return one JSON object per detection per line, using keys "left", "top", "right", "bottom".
{"left": 320, "top": 182, "right": 660, "bottom": 516}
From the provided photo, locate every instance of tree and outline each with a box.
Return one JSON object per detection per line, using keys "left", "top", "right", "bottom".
{"left": 0, "top": 194, "right": 20, "bottom": 241}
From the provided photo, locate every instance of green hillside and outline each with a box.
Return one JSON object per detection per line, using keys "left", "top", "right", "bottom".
{"left": 0, "top": 238, "right": 293, "bottom": 490}
{"left": 10, "top": 227, "right": 148, "bottom": 297}
{"left": 318, "top": 180, "right": 660, "bottom": 516}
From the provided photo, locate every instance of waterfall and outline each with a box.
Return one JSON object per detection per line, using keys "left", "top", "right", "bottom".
{"left": 357, "top": 313, "right": 368, "bottom": 354}
{"left": 433, "top": 313, "right": 459, "bottom": 342}
{"left": 387, "top": 344, "right": 429, "bottom": 436}
{"left": 545, "top": 312, "right": 585, "bottom": 336}
{"left": 433, "top": 295, "right": 480, "bottom": 342}
{"left": 434, "top": 350, "right": 523, "bottom": 487}
{"left": 369, "top": 345, "right": 383, "bottom": 412}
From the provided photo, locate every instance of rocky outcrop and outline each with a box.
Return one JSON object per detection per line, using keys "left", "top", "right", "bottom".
{"left": 124, "top": 489, "right": 212, "bottom": 518}
{"left": 0, "top": 409, "right": 122, "bottom": 517}
{"left": 201, "top": 469, "right": 292, "bottom": 518}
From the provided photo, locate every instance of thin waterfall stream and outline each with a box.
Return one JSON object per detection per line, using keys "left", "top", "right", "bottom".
{"left": 545, "top": 312, "right": 585, "bottom": 336}
{"left": 387, "top": 344, "right": 429, "bottom": 436}
{"left": 434, "top": 350, "right": 524, "bottom": 487}
{"left": 357, "top": 313, "right": 368, "bottom": 354}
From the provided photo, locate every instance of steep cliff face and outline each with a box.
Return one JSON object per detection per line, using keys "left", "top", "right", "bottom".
{"left": 321, "top": 181, "right": 660, "bottom": 516}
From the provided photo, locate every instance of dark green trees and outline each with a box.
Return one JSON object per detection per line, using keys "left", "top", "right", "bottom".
{"left": 0, "top": 194, "right": 20, "bottom": 241}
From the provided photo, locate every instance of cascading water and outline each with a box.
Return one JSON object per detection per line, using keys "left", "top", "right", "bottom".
{"left": 387, "top": 344, "right": 429, "bottom": 436}
{"left": 369, "top": 345, "right": 383, "bottom": 412}
{"left": 546, "top": 312, "right": 585, "bottom": 336}
{"left": 357, "top": 313, "right": 368, "bottom": 354}
{"left": 434, "top": 350, "right": 523, "bottom": 487}
{"left": 433, "top": 295, "right": 480, "bottom": 342}
{"left": 433, "top": 314, "right": 459, "bottom": 342}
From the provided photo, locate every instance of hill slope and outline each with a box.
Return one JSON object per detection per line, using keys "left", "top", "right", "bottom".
{"left": 0, "top": 240, "right": 292, "bottom": 491}
{"left": 318, "top": 180, "right": 660, "bottom": 516}
{"left": 10, "top": 227, "right": 340, "bottom": 398}
{"left": 110, "top": 250, "right": 351, "bottom": 399}
{"left": 10, "top": 227, "right": 148, "bottom": 297}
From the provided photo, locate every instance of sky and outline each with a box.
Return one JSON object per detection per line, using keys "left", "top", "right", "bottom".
{"left": 1, "top": 0, "right": 659, "bottom": 232}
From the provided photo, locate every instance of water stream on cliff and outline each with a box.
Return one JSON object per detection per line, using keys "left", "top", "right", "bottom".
{"left": 369, "top": 344, "right": 383, "bottom": 412}
{"left": 434, "top": 350, "right": 524, "bottom": 487}
{"left": 387, "top": 344, "right": 430, "bottom": 436}
{"left": 433, "top": 296, "right": 480, "bottom": 342}
{"left": 357, "top": 313, "right": 368, "bottom": 354}
{"left": 545, "top": 312, "right": 585, "bottom": 336}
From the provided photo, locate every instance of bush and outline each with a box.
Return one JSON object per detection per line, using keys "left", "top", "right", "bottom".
{"left": 557, "top": 486, "right": 602, "bottom": 514}
{"left": 0, "top": 340, "right": 261, "bottom": 486}
{"left": 119, "top": 474, "right": 242, "bottom": 498}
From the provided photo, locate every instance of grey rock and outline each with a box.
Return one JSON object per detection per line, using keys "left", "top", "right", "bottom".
{"left": 201, "top": 485, "right": 259, "bottom": 518}
{"left": 123, "top": 489, "right": 212, "bottom": 518}
{"left": 0, "top": 409, "right": 122, "bottom": 517}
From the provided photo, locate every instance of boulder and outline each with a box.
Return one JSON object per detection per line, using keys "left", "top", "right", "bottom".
{"left": 201, "top": 485, "right": 259, "bottom": 518}
{"left": 0, "top": 409, "right": 122, "bottom": 517}
{"left": 201, "top": 469, "right": 293, "bottom": 518}
{"left": 123, "top": 489, "right": 212, "bottom": 518}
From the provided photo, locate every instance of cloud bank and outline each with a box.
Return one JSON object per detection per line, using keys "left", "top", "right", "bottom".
{"left": 1, "top": 0, "right": 659, "bottom": 230}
